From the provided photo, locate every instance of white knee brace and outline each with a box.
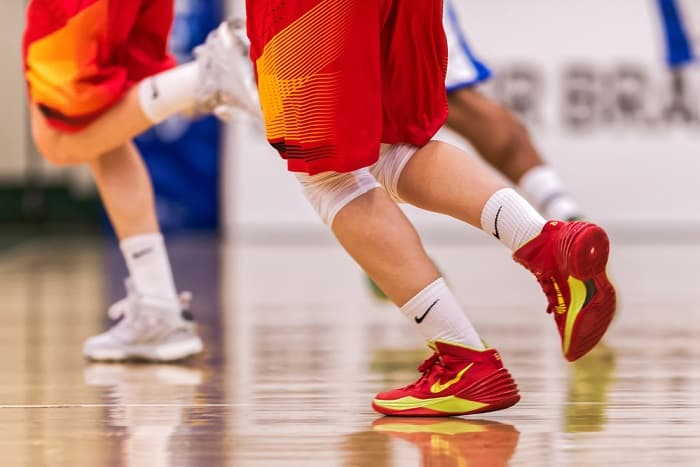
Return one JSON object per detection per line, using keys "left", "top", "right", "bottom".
{"left": 369, "top": 144, "right": 419, "bottom": 203}
{"left": 296, "top": 168, "right": 380, "bottom": 226}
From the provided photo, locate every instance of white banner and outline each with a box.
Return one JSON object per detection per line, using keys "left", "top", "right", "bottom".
{"left": 224, "top": 0, "right": 700, "bottom": 240}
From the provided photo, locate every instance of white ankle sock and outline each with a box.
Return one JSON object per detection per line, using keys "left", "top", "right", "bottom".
{"left": 481, "top": 188, "right": 546, "bottom": 251}
{"left": 401, "top": 278, "right": 485, "bottom": 349}
{"left": 138, "top": 62, "right": 199, "bottom": 124}
{"left": 518, "top": 165, "right": 583, "bottom": 220}
{"left": 120, "top": 233, "right": 178, "bottom": 301}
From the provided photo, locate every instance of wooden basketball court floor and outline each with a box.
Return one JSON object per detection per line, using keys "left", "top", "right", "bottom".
{"left": 0, "top": 232, "right": 698, "bottom": 466}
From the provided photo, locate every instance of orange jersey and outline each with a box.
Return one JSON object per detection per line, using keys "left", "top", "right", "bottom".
{"left": 23, "top": 0, "right": 176, "bottom": 131}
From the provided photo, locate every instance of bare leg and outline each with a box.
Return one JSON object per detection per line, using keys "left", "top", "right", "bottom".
{"left": 446, "top": 88, "right": 583, "bottom": 220}
{"left": 30, "top": 90, "right": 155, "bottom": 166}
{"left": 397, "top": 140, "right": 508, "bottom": 228}
{"left": 332, "top": 188, "right": 439, "bottom": 306}
{"left": 79, "top": 131, "right": 200, "bottom": 363}
{"left": 88, "top": 142, "right": 179, "bottom": 301}
{"left": 29, "top": 57, "right": 208, "bottom": 166}
{"left": 87, "top": 142, "right": 159, "bottom": 240}
{"left": 446, "top": 88, "right": 541, "bottom": 184}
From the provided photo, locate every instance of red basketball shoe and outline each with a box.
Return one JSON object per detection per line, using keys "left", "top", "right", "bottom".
{"left": 372, "top": 341, "right": 520, "bottom": 417}
{"left": 514, "top": 220, "right": 617, "bottom": 361}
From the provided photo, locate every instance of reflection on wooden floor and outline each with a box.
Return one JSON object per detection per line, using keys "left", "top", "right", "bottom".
{"left": 0, "top": 235, "right": 699, "bottom": 466}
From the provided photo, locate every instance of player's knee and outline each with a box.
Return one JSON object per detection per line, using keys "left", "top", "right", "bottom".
{"left": 30, "top": 114, "right": 82, "bottom": 165}
{"left": 369, "top": 144, "right": 419, "bottom": 203}
{"left": 30, "top": 125, "right": 66, "bottom": 165}
{"left": 33, "top": 138, "right": 83, "bottom": 166}
{"left": 296, "top": 169, "right": 380, "bottom": 227}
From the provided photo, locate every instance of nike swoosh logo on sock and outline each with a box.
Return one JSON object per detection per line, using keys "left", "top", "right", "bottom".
{"left": 132, "top": 247, "right": 154, "bottom": 260}
{"left": 415, "top": 299, "right": 440, "bottom": 324}
{"left": 150, "top": 78, "right": 160, "bottom": 99}
{"left": 493, "top": 206, "right": 503, "bottom": 239}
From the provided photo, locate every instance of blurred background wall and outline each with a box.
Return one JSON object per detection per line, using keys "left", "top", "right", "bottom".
{"left": 0, "top": 0, "right": 97, "bottom": 228}
{"left": 0, "top": 0, "right": 223, "bottom": 233}
{"left": 2, "top": 0, "right": 698, "bottom": 239}
{"left": 133, "top": 0, "right": 223, "bottom": 232}
{"left": 224, "top": 0, "right": 700, "bottom": 242}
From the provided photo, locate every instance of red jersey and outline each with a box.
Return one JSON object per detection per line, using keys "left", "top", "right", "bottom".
{"left": 246, "top": 0, "right": 448, "bottom": 174}
{"left": 23, "top": 0, "right": 176, "bottom": 131}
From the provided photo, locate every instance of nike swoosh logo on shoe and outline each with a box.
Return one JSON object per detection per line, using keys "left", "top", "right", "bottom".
{"left": 430, "top": 363, "right": 474, "bottom": 394}
{"left": 563, "top": 276, "right": 592, "bottom": 354}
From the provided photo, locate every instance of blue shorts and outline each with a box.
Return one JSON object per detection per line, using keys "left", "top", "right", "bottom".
{"left": 443, "top": 0, "right": 492, "bottom": 92}
{"left": 656, "top": 0, "right": 698, "bottom": 69}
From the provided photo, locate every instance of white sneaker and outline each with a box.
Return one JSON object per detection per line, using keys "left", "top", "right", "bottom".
{"left": 193, "top": 18, "right": 263, "bottom": 122}
{"left": 83, "top": 280, "right": 204, "bottom": 362}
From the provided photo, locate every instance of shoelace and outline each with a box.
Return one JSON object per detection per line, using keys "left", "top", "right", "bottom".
{"left": 536, "top": 276, "right": 559, "bottom": 315}
{"left": 105, "top": 294, "right": 151, "bottom": 341}
{"left": 107, "top": 296, "right": 135, "bottom": 321}
{"left": 403, "top": 352, "right": 445, "bottom": 390}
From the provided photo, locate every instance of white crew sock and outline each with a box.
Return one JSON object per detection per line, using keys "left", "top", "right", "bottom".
{"left": 481, "top": 187, "right": 546, "bottom": 251}
{"left": 138, "top": 62, "right": 199, "bottom": 124}
{"left": 518, "top": 165, "right": 583, "bottom": 220}
{"left": 120, "top": 233, "right": 178, "bottom": 301}
{"left": 401, "top": 278, "right": 485, "bottom": 349}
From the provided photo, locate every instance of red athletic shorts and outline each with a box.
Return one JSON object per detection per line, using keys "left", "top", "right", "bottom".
{"left": 23, "top": 0, "right": 176, "bottom": 132}
{"left": 246, "top": 0, "right": 448, "bottom": 175}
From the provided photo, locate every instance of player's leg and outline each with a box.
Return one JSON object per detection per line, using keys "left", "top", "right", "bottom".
{"left": 88, "top": 142, "right": 174, "bottom": 299}
{"left": 297, "top": 169, "right": 520, "bottom": 416}
{"left": 247, "top": 0, "right": 519, "bottom": 417}
{"left": 25, "top": 4, "right": 254, "bottom": 165}
{"left": 82, "top": 142, "right": 204, "bottom": 361}
{"left": 396, "top": 141, "right": 543, "bottom": 241}
{"left": 86, "top": 0, "right": 206, "bottom": 361}
{"left": 446, "top": 87, "right": 583, "bottom": 221}
{"left": 371, "top": 138, "right": 616, "bottom": 363}
{"left": 442, "top": 0, "right": 582, "bottom": 220}
{"left": 22, "top": 0, "right": 203, "bottom": 361}
{"left": 446, "top": 89, "right": 542, "bottom": 187}
{"left": 367, "top": 0, "right": 584, "bottom": 300}
{"left": 24, "top": 0, "right": 179, "bottom": 163}
{"left": 29, "top": 66, "right": 193, "bottom": 165}
{"left": 372, "top": 0, "right": 615, "bottom": 363}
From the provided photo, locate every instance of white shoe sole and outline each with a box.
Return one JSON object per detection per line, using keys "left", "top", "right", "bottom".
{"left": 83, "top": 337, "right": 204, "bottom": 362}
